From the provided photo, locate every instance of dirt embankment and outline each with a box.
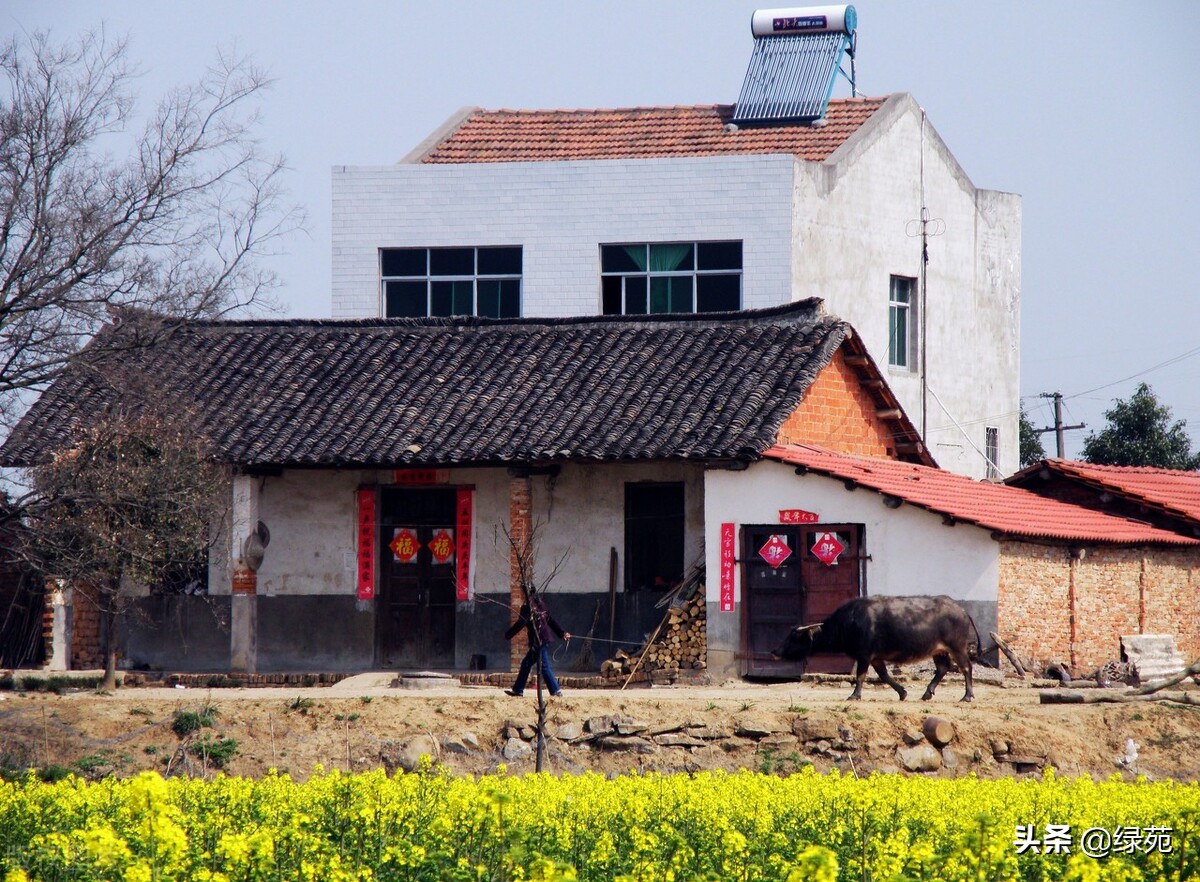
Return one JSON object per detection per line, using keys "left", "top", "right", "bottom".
{"left": 2, "top": 673, "right": 1198, "bottom": 783}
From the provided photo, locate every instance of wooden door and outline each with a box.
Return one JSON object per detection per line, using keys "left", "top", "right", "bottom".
{"left": 377, "top": 488, "right": 457, "bottom": 668}
{"left": 742, "top": 525, "right": 804, "bottom": 677}
{"left": 742, "top": 523, "right": 863, "bottom": 677}
{"left": 797, "top": 524, "right": 862, "bottom": 672}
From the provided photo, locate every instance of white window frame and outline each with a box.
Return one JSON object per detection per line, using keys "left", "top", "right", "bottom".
{"left": 985, "top": 426, "right": 1000, "bottom": 479}
{"left": 888, "top": 275, "right": 916, "bottom": 370}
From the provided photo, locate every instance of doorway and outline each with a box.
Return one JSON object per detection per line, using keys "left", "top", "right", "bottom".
{"left": 377, "top": 488, "right": 458, "bottom": 667}
{"left": 742, "top": 523, "right": 863, "bottom": 677}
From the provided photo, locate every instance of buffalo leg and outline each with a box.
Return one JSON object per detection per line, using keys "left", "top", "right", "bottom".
{"left": 922, "top": 654, "right": 951, "bottom": 700}
{"left": 952, "top": 647, "right": 975, "bottom": 702}
{"left": 871, "top": 660, "right": 908, "bottom": 700}
{"left": 848, "top": 659, "right": 871, "bottom": 700}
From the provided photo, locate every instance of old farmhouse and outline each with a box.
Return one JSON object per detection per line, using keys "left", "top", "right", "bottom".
{"left": 4, "top": 301, "right": 928, "bottom": 678}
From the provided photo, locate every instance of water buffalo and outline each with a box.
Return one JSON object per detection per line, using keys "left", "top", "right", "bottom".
{"left": 772, "top": 595, "right": 980, "bottom": 702}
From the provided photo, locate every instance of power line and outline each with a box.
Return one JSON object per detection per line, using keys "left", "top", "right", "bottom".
{"left": 1064, "top": 342, "right": 1200, "bottom": 401}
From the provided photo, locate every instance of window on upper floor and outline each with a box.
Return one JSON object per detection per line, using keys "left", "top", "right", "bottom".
{"left": 381, "top": 247, "right": 522, "bottom": 318}
{"left": 601, "top": 241, "right": 742, "bottom": 315}
{"left": 985, "top": 426, "right": 1000, "bottom": 480}
{"left": 888, "top": 275, "right": 916, "bottom": 369}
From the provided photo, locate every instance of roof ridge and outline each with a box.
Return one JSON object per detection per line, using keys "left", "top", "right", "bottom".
{"left": 152, "top": 298, "right": 831, "bottom": 333}
{"left": 469, "top": 96, "right": 888, "bottom": 117}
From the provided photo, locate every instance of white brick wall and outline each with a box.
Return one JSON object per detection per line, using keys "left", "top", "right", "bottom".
{"left": 331, "top": 155, "right": 796, "bottom": 318}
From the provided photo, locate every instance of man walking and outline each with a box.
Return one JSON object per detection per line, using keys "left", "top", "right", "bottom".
{"left": 504, "top": 592, "right": 571, "bottom": 697}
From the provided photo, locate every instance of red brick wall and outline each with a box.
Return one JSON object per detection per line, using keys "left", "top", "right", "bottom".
{"left": 998, "top": 542, "right": 1200, "bottom": 672}
{"left": 775, "top": 348, "right": 896, "bottom": 457}
{"left": 509, "top": 474, "right": 532, "bottom": 668}
{"left": 69, "top": 584, "right": 104, "bottom": 670}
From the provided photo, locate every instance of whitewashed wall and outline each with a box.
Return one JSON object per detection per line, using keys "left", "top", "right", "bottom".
{"left": 209, "top": 463, "right": 705, "bottom": 600}
{"left": 703, "top": 459, "right": 999, "bottom": 676}
{"left": 330, "top": 95, "right": 1021, "bottom": 481}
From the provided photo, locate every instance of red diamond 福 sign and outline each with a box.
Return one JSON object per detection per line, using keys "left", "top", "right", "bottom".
{"left": 758, "top": 534, "right": 792, "bottom": 568}
{"left": 811, "top": 531, "right": 846, "bottom": 566}
{"left": 428, "top": 528, "right": 455, "bottom": 565}
{"left": 389, "top": 528, "right": 419, "bottom": 564}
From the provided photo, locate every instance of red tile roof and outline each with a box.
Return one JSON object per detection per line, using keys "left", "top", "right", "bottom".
{"left": 418, "top": 98, "right": 889, "bottom": 164}
{"left": 763, "top": 444, "right": 1199, "bottom": 546}
{"left": 1011, "top": 460, "right": 1200, "bottom": 526}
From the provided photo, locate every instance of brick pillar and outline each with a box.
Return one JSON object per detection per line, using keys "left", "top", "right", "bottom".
{"left": 508, "top": 472, "right": 533, "bottom": 669}
{"left": 42, "top": 579, "right": 69, "bottom": 671}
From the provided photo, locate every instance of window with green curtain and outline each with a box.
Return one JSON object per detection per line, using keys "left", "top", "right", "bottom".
{"left": 601, "top": 242, "right": 739, "bottom": 315}
{"left": 380, "top": 246, "right": 522, "bottom": 318}
{"left": 888, "top": 275, "right": 914, "bottom": 369}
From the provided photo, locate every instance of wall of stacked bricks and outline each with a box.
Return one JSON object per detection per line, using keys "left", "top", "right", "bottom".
{"left": 775, "top": 349, "right": 896, "bottom": 457}
{"left": 997, "top": 542, "right": 1200, "bottom": 672}
{"left": 508, "top": 474, "right": 532, "bottom": 667}
{"left": 69, "top": 584, "right": 104, "bottom": 670}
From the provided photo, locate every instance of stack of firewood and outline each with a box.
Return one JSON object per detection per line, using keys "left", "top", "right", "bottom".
{"left": 600, "top": 591, "right": 707, "bottom": 678}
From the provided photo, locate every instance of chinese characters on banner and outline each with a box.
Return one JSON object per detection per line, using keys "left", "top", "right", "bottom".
{"left": 778, "top": 508, "right": 819, "bottom": 524}
{"left": 392, "top": 468, "right": 449, "bottom": 485}
{"left": 356, "top": 489, "right": 376, "bottom": 600}
{"left": 720, "top": 523, "right": 735, "bottom": 611}
{"left": 455, "top": 490, "right": 472, "bottom": 601}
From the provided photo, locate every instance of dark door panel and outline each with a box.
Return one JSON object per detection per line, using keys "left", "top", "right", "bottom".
{"left": 378, "top": 489, "right": 457, "bottom": 668}
{"left": 743, "top": 523, "right": 863, "bottom": 677}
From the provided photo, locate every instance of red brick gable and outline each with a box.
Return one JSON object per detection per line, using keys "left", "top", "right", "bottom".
{"left": 775, "top": 348, "right": 898, "bottom": 458}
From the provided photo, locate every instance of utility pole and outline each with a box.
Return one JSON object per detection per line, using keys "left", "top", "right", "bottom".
{"left": 1035, "top": 391, "right": 1086, "bottom": 458}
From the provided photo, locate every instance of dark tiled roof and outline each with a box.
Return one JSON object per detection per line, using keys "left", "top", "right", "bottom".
{"left": 2, "top": 302, "right": 846, "bottom": 469}
{"left": 764, "top": 444, "right": 1200, "bottom": 546}
{"left": 418, "top": 98, "right": 889, "bottom": 164}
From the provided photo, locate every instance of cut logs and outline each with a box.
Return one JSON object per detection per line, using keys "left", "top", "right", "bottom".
{"left": 600, "top": 591, "right": 707, "bottom": 680}
{"left": 922, "top": 716, "right": 955, "bottom": 748}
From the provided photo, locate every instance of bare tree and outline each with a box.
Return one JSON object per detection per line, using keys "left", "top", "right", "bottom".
{"left": 504, "top": 523, "right": 570, "bottom": 772}
{"left": 27, "top": 407, "right": 225, "bottom": 689}
{"left": 0, "top": 29, "right": 302, "bottom": 429}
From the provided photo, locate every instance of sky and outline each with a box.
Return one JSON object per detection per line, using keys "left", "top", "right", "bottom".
{"left": 7, "top": 1, "right": 1200, "bottom": 463}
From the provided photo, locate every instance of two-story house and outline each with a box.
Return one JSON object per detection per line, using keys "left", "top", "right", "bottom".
{"left": 331, "top": 93, "right": 1021, "bottom": 479}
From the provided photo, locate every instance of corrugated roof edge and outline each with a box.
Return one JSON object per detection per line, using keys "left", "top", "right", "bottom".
{"left": 764, "top": 443, "right": 1200, "bottom": 547}
{"left": 1008, "top": 458, "right": 1200, "bottom": 526}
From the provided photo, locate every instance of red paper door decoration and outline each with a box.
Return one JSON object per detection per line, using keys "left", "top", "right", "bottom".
{"left": 811, "top": 531, "right": 847, "bottom": 566}
{"left": 455, "top": 489, "right": 472, "bottom": 601}
{"left": 758, "top": 534, "right": 793, "bottom": 568}
{"left": 428, "top": 528, "right": 455, "bottom": 565}
{"left": 719, "top": 523, "right": 735, "bottom": 611}
{"left": 389, "top": 528, "right": 419, "bottom": 564}
{"left": 356, "top": 489, "right": 376, "bottom": 600}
